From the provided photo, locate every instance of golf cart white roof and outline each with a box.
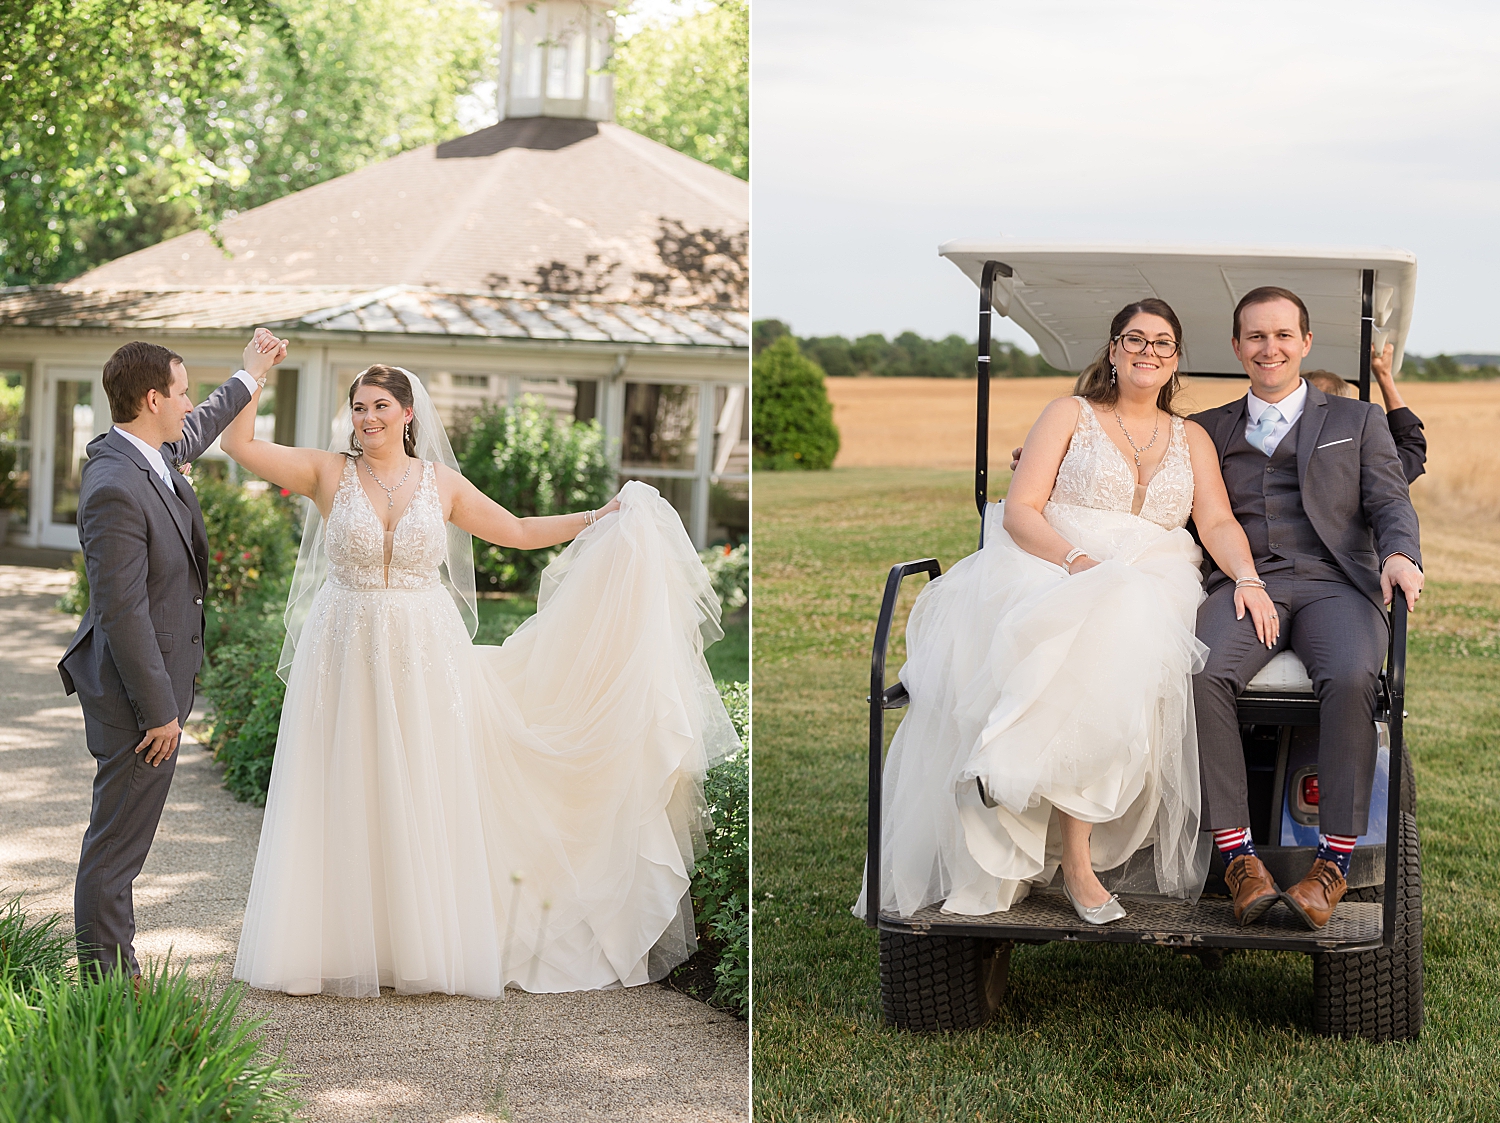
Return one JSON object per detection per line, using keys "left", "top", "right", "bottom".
{"left": 939, "top": 242, "right": 1418, "bottom": 378}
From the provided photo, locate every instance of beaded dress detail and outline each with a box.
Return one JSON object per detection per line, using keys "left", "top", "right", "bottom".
{"left": 235, "top": 473, "right": 738, "bottom": 999}
{"left": 857, "top": 398, "right": 1212, "bottom": 920}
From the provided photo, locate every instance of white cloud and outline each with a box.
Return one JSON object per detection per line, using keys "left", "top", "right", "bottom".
{"left": 752, "top": 0, "right": 1500, "bottom": 354}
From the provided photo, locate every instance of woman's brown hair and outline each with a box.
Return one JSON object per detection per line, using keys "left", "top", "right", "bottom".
{"left": 348, "top": 365, "right": 418, "bottom": 457}
{"left": 1073, "top": 298, "right": 1186, "bottom": 415}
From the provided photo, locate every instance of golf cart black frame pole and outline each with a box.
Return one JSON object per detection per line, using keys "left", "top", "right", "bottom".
{"left": 1359, "top": 268, "right": 1375, "bottom": 403}
{"left": 866, "top": 558, "right": 942, "bottom": 927}
{"left": 975, "top": 261, "right": 1013, "bottom": 543}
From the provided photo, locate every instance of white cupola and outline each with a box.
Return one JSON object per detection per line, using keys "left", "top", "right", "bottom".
{"left": 496, "top": 0, "right": 616, "bottom": 122}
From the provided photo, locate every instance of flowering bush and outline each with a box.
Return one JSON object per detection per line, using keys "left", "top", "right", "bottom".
{"left": 699, "top": 543, "right": 749, "bottom": 614}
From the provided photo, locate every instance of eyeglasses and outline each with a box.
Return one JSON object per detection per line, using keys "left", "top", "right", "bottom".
{"left": 1114, "top": 333, "right": 1180, "bottom": 359}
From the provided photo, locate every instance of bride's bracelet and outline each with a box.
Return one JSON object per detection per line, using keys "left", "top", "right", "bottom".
{"left": 582, "top": 508, "right": 598, "bottom": 528}
{"left": 1064, "top": 547, "right": 1090, "bottom": 569}
{"left": 1235, "top": 576, "right": 1267, "bottom": 590}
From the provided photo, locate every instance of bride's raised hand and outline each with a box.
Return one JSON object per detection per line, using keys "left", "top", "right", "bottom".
{"left": 1235, "top": 584, "right": 1280, "bottom": 648}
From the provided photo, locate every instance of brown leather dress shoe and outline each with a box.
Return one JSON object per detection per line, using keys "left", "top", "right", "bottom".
{"left": 1225, "top": 854, "right": 1281, "bottom": 926}
{"left": 1281, "top": 858, "right": 1348, "bottom": 930}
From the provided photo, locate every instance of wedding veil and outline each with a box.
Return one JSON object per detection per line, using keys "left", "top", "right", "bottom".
{"left": 277, "top": 367, "right": 479, "bottom": 683}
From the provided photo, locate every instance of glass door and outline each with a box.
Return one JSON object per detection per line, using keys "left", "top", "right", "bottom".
{"left": 36, "top": 368, "right": 107, "bottom": 550}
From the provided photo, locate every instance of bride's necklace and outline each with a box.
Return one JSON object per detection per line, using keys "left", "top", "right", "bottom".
{"left": 1113, "top": 409, "right": 1161, "bottom": 470}
{"left": 361, "top": 454, "right": 414, "bottom": 509}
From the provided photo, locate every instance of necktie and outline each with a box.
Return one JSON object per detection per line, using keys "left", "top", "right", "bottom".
{"left": 1247, "top": 405, "right": 1282, "bottom": 455}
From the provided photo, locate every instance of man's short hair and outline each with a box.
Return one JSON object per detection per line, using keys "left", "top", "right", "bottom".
{"left": 1233, "top": 286, "right": 1310, "bottom": 340}
{"left": 1303, "top": 369, "right": 1354, "bottom": 398}
{"left": 102, "top": 341, "right": 183, "bottom": 423}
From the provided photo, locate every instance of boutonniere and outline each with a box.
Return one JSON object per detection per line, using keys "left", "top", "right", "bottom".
{"left": 176, "top": 461, "right": 193, "bottom": 479}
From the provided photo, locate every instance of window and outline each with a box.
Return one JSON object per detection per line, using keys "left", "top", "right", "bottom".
{"left": 451, "top": 373, "right": 490, "bottom": 389}
{"left": 622, "top": 383, "right": 699, "bottom": 470}
{"left": 0, "top": 366, "right": 32, "bottom": 538}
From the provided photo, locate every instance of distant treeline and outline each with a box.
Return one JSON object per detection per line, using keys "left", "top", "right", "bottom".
{"left": 754, "top": 320, "right": 1500, "bottom": 382}
{"left": 1402, "top": 353, "right": 1500, "bottom": 381}
{"left": 752, "top": 320, "right": 1068, "bottom": 379}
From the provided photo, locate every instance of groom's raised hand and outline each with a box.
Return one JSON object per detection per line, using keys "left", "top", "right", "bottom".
{"left": 242, "top": 328, "right": 288, "bottom": 382}
{"left": 1381, "top": 553, "right": 1424, "bottom": 611}
{"left": 135, "top": 718, "right": 183, "bottom": 767}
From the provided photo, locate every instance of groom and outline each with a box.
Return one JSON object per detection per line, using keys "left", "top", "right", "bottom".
{"left": 58, "top": 330, "right": 285, "bottom": 979}
{"left": 1190, "top": 287, "right": 1424, "bottom": 930}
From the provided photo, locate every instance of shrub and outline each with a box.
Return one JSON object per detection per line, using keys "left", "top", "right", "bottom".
{"left": 199, "top": 602, "right": 288, "bottom": 807}
{"left": 752, "top": 335, "right": 840, "bottom": 470}
{"left": 0, "top": 958, "right": 299, "bottom": 1122}
{"left": 699, "top": 543, "right": 749, "bottom": 614}
{"left": 689, "top": 680, "right": 749, "bottom": 1018}
{"left": 453, "top": 396, "right": 616, "bottom": 593}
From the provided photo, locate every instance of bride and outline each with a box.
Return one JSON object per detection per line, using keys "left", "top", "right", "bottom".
{"left": 219, "top": 361, "right": 738, "bottom": 997}
{"left": 860, "top": 299, "right": 1276, "bottom": 925}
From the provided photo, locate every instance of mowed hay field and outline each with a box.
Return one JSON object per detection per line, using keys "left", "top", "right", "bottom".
{"left": 826, "top": 376, "right": 1500, "bottom": 584}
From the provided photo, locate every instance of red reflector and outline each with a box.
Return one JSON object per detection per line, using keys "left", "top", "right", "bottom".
{"left": 1301, "top": 775, "right": 1320, "bottom": 806}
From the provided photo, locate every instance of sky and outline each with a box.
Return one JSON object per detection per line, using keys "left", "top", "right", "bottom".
{"left": 752, "top": 0, "right": 1500, "bottom": 355}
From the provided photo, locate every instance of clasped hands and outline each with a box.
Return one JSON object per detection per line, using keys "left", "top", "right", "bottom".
{"left": 243, "top": 328, "right": 290, "bottom": 382}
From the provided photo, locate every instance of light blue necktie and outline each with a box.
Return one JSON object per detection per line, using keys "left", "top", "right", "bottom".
{"left": 1247, "top": 405, "right": 1282, "bottom": 455}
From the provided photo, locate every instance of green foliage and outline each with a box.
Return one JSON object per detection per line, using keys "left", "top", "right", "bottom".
{"left": 689, "top": 681, "right": 748, "bottom": 1017}
{"left": 453, "top": 396, "right": 616, "bottom": 593}
{"left": 753, "top": 318, "right": 791, "bottom": 357}
{"left": 199, "top": 602, "right": 287, "bottom": 806}
{"left": 473, "top": 596, "right": 540, "bottom": 647}
{"left": 0, "top": 896, "right": 75, "bottom": 1004}
{"left": 194, "top": 474, "right": 300, "bottom": 626}
{"left": 1, "top": 0, "right": 495, "bottom": 286}
{"left": 699, "top": 543, "right": 748, "bottom": 612}
{"left": 752, "top": 336, "right": 840, "bottom": 471}
{"left": 0, "top": 377, "right": 26, "bottom": 512}
{"left": 0, "top": 956, "right": 299, "bottom": 1122}
{"left": 613, "top": 0, "right": 748, "bottom": 180}
{"left": 802, "top": 328, "right": 1066, "bottom": 379}
{"left": 1402, "top": 352, "right": 1500, "bottom": 381}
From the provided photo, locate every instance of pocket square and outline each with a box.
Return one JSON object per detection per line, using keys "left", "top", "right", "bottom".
{"left": 1316, "top": 438, "right": 1353, "bottom": 449}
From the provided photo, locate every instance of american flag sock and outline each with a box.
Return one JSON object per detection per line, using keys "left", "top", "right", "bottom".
{"left": 1211, "top": 827, "right": 1256, "bottom": 865}
{"left": 1316, "top": 833, "right": 1357, "bottom": 878}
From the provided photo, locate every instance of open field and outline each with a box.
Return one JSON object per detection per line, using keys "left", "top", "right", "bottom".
{"left": 750, "top": 466, "right": 1500, "bottom": 1122}
{"left": 826, "top": 376, "right": 1500, "bottom": 585}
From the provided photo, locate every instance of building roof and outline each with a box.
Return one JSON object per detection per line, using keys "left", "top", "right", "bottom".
{"left": 68, "top": 118, "right": 747, "bottom": 310}
{"left": 0, "top": 283, "right": 748, "bottom": 348}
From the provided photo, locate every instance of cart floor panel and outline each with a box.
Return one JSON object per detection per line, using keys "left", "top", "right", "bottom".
{"left": 880, "top": 890, "right": 1384, "bottom": 952}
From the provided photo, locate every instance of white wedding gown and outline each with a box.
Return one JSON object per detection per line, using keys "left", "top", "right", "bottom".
{"left": 858, "top": 399, "right": 1211, "bottom": 919}
{"left": 233, "top": 466, "right": 738, "bottom": 998}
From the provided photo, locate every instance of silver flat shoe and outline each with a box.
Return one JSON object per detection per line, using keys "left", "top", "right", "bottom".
{"left": 1063, "top": 882, "right": 1128, "bottom": 926}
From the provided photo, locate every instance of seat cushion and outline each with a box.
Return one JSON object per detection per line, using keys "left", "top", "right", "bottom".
{"left": 1244, "top": 650, "right": 1315, "bottom": 693}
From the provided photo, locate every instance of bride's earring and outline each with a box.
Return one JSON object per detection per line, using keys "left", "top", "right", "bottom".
{"left": 1109, "top": 363, "right": 1118, "bottom": 385}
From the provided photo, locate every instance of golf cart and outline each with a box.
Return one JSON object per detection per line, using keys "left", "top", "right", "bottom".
{"left": 866, "top": 244, "right": 1422, "bottom": 1042}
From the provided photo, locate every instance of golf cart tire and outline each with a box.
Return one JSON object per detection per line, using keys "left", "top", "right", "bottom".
{"left": 879, "top": 930, "right": 1009, "bottom": 1032}
{"left": 1312, "top": 810, "right": 1422, "bottom": 1042}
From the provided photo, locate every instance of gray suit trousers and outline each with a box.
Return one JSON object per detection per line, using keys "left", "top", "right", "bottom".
{"left": 1194, "top": 573, "right": 1386, "bottom": 837}
{"left": 75, "top": 711, "right": 179, "bottom": 975}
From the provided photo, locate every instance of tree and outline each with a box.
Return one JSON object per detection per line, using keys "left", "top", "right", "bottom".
{"left": 1, "top": 0, "right": 496, "bottom": 286}
{"left": 752, "top": 336, "right": 840, "bottom": 471}
{"left": 612, "top": 0, "right": 747, "bottom": 180}
{"left": 752, "top": 318, "right": 791, "bottom": 356}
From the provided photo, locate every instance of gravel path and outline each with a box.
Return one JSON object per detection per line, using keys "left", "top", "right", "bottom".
{"left": 0, "top": 565, "right": 748, "bottom": 1122}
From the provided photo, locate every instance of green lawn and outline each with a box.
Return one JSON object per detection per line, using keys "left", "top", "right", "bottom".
{"left": 752, "top": 467, "right": 1500, "bottom": 1123}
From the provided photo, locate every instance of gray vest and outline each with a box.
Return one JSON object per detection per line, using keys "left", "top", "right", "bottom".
{"left": 1220, "top": 417, "right": 1342, "bottom": 580}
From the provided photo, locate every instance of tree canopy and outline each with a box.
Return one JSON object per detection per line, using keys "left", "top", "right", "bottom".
{"left": 613, "top": 0, "right": 747, "bottom": 180}
{"left": 750, "top": 321, "right": 1068, "bottom": 378}
{"left": 752, "top": 336, "right": 840, "bottom": 471}
{"left": 1, "top": 0, "right": 495, "bottom": 286}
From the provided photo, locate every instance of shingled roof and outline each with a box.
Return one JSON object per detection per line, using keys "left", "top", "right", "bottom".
{"left": 63, "top": 117, "right": 747, "bottom": 312}
{"left": 0, "top": 284, "right": 748, "bottom": 348}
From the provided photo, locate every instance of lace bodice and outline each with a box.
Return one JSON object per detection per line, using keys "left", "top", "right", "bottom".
{"left": 326, "top": 456, "right": 446, "bottom": 590}
{"left": 1047, "top": 397, "right": 1194, "bottom": 531}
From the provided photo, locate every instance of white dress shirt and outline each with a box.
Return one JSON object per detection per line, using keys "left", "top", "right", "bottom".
{"left": 1245, "top": 377, "right": 1308, "bottom": 457}
{"left": 112, "top": 369, "right": 260, "bottom": 487}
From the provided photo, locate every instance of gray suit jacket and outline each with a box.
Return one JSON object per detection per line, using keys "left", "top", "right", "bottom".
{"left": 58, "top": 376, "right": 253, "bottom": 730}
{"left": 1190, "top": 382, "right": 1422, "bottom": 612}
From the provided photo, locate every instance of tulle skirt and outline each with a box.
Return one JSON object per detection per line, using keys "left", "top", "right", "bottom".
{"left": 857, "top": 500, "right": 1212, "bottom": 919}
{"left": 233, "top": 485, "right": 738, "bottom": 997}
